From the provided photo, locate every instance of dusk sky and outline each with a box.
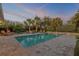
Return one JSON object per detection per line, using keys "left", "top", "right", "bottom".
{"left": 2, "top": 3, "right": 79, "bottom": 22}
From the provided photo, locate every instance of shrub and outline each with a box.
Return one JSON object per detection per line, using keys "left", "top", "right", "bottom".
{"left": 74, "top": 39, "right": 79, "bottom": 56}
{"left": 11, "top": 24, "right": 25, "bottom": 33}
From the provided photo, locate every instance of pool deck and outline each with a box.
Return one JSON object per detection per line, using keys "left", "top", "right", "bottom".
{"left": 0, "top": 33, "right": 77, "bottom": 56}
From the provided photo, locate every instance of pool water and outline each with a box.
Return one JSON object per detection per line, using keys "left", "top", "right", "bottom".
{"left": 16, "top": 33, "right": 60, "bottom": 47}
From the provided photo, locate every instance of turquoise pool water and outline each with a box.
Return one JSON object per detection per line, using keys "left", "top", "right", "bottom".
{"left": 16, "top": 33, "right": 60, "bottom": 47}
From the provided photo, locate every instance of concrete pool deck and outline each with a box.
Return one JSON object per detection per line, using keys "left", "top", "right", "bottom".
{"left": 0, "top": 34, "right": 77, "bottom": 56}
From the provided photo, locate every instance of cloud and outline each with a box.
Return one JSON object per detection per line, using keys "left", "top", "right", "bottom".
{"left": 15, "top": 3, "right": 49, "bottom": 17}
{"left": 3, "top": 3, "right": 49, "bottom": 22}
{"left": 31, "top": 9, "right": 48, "bottom": 17}
{"left": 4, "top": 10, "right": 27, "bottom": 19}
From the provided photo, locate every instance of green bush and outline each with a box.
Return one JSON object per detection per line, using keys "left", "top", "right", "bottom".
{"left": 10, "top": 24, "right": 25, "bottom": 33}
{"left": 74, "top": 39, "right": 79, "bottom": 56}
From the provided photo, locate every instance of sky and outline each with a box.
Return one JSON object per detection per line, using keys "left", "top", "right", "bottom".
{"left": 2, "top": 3, "right": 79, "bottom": 23}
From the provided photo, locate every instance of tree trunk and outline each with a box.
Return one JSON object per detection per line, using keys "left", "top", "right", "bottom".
{"left": 75, "top": 24, "right": 78, "bottom": 32}
{"left": 29, "top": 26, "right": 30, "bottom": 33}
{"left": 36, "top": 26, "right": 38, "bottom": 32}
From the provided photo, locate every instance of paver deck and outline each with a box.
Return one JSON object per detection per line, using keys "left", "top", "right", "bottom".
{"left": 0, "top": 34, "right": 77, "bottom": 56}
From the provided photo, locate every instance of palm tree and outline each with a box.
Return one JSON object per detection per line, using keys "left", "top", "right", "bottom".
{"left": 24, "top": 19, "right": 33, "bottom": 32}
{"left": 43, "top": 16, "right": 51, "bottom": 32}
{"left": 51, "top": 17, "right": 63, "bottom": 31}
{"left": 34, "top": 16, "right": 41, "bottom": 32}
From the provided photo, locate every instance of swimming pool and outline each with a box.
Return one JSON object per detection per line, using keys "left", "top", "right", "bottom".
{"left": 16, "top": 33, "right": 60, "bottom": 47}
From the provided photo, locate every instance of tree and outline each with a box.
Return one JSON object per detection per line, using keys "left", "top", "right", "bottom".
{"left": 70, "top": 10, "right": 79, "bottom": 32}
{"left": 43, "top": 16, "right": 51, "bottom": 32}
{"left": 24, "top": 19, "right": 33, "bottom": 32}
{"left": 51, "top": 17, "right": 63, "bottom": 31}
{"left": 34, "top": 16, "right": 41, "bottom": 32}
